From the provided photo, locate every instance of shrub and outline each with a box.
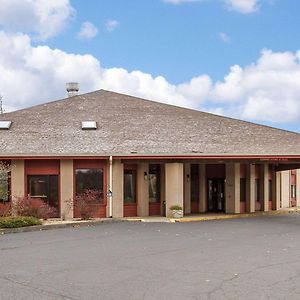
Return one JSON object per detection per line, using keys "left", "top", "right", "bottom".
{"left": 0, "top": 202, "right": 11, "bottom": 217}
{"left": 0, "top": 216, "right": 42, "bottom": 228}
{"left": 15, "top": 196, "right": 57, "bottom": 220}
{"left": 170, "top": 205, "right": 183, "bottom": 211}
{"left": 74, "top": 190, "right": 101, "bottom": 220}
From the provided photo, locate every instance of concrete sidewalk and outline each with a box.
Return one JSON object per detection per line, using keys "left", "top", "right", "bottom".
{"left": 1, "top": 208, "right": 299, "bottom": 234}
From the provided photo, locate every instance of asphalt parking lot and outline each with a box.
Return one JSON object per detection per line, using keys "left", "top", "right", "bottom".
{"left": 1, "top": 214, "right": 300, "bottom": 300}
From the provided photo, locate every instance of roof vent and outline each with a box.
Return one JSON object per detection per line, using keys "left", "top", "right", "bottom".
{"left": 0, "top": 121, "right": 12, "bottom": 130}
{"left": 82, "top": 121, "right": 97, "bottom": 130}
{"left": 66, "top": 82, "right": 79, "bottom": 97}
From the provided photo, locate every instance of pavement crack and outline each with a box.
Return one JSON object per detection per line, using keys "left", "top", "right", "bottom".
{"left": 0, "top": 275, "right": 79, "bottom": 300}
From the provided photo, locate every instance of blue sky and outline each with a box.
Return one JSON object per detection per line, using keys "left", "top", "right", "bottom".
{"left": 47, "top": 0, "right": 300, "bottom": 83}
{"left": 1, "top": 0, "right": 300, "bottom": 132}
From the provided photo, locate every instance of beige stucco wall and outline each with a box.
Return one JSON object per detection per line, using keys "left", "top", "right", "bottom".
{"left": 137, "top": 163, "right": 149, "bottom": 217}
{"left": 60, "top": 159, "right": 74, "bottom": 220}
{"left": 272, "top": 168, "right": 281, "bottom": 210}
{"left": 160, "top": 164, "right": 166, "bottom": 216}
{"left": 10, "top": 159, "right": 25, "bottom": 203}
{"left": 297, "top": 169, "right": 300, "bottom": 207}
{"left": 261, "top": 163, "right": 269, "bottom": 212}
{"left": 199, "top": 164, "right": 206, "bottom": 213}
{"left": 112, "top": 159, "right": 124, "bottom": 218}
{"left": 246, "top": 164, "right": 255, "bottom": 213}
{"left": 184, "top": 163, "right": 191, "bottom": 214}
{"left": 165, "top": 163, "right": 184, "bottom": 218}
{"left": 281, "top": 170, "right": 290, "bottom": 208}
{"left": 225, "top": 163, "right": 240, "bottom": 214}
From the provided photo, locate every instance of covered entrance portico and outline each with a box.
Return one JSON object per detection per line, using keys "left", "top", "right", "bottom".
{"left": 110, "top": 157, "right": 300, "bottom": 218}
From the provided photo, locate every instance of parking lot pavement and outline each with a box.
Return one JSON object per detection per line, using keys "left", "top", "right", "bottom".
{"left": 1, "top": 214, "right": 300, "bottom": 299}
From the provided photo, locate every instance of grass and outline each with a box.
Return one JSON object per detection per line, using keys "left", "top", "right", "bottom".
{"left": 0, "top": 216, "right": 42, "bottom": 228}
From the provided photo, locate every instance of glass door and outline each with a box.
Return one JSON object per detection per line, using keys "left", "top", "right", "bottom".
{"left": 208, "top": 179, "right": 225, "bottom": 212}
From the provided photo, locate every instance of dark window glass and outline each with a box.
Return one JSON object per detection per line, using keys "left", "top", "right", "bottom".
{"left": 291, "top": 185, "right": 296, "bottom": 198}
{"left": 27, "top": 175, "right": 59, "bottom": 209}
{"left": 75, "top": 169, "right": 103, "bottom": 202}
{"left": 124, "top": 169, "right": 136, "bottom": 204}
{"left": 255, "top": 179, "right": 260, "bottom": 202}
{"left": 191, "top": 164, "right": 199, "bottom": 202}
{"left": 149, "top": 164, "right": 160, "bottom": 203}
{"left": 240, "top": 178, "right": 246, "bottom": 202}
{"left": 0, "top": 172, "right": 9, "bottom": 202}
{"left": 269, "top": 180, "right": 272, "bottom": 201}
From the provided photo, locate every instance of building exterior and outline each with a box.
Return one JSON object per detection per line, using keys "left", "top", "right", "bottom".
{"left": 0, "top": 89, "right": 300, "bottom": 219}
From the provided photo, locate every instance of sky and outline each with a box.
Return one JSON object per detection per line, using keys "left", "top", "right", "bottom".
{"left": 0, "top": 0, "right": 300, "bottom": 132}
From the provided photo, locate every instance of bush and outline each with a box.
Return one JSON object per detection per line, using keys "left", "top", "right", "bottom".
{"left": 74, "top": 190, "right": 101, "bottom": 220}
{"left": 170, "top": 205, "right": 183, "bottom": 211}
{"left": 15, "top": 196, "right": 57, "bottom": 220}
{"left": 0, "top": 216, "right": 42, "bottom": 228}
{"left": 0, "top": 202, "right": 11, "bottom": 217}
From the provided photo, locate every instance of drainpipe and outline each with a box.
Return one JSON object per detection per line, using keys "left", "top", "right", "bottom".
{"left": 109, "top": 156, "right": 113, "bottom": 217}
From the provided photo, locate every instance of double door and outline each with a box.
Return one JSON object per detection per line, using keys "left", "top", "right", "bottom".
{"left": 208, "top": 179, "right": 225, "bottom": 212}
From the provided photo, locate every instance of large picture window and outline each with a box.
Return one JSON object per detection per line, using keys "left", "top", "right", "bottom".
{"left": 149, "top": 164, "right": 160, "bottom": 203}
{"left": 240, "top": 178, "right": 246, "bottom": 202}
{"left": 75, "top": 169, "right": 104, "bottom": 202}
{"left": 255, "top": 179, "right": 260, "bottom": 202}
{"left": 27, "top": 175, "right": 58, "bottom": 208}
{"left": 124, "top": 169, "right": 136, "bottom": 204}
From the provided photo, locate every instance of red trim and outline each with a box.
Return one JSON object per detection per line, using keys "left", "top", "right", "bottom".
{"left": 149, "top": 203, "right": 161, "bottom": 216}
{"left": 2, "top": 155, "right": 300, "bottom": 160}
{"left": 240, "top": 202, "right": 246, "bottom": 213}
{"left": 25, "top": 159, "right": 60, "bottom": 175}
{"left": 191, "top": 201, "right": 199, "bottom": 214}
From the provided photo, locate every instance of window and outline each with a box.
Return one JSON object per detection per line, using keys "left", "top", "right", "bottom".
{"left": 191, "top": 164, "right": 199, "bottom": 202}
{"left": 75, "top": 169, "right": 103, "bottom": 202}
{"left": 0, "top": 171, "right": 9, "bottom": 202}
{"left": 240, "top": 178, "right": 246, "bottom": 202}
{"left": 291, "top": 185, "right": 296, "bottom": 198}
{"left": 124, "top": 169, "right": 136, "bottom": 204}
{"left": 269, "top": 180, "right": 272, "bottom": 201}
{"left": 27, "top": 175, "right": 58, "bottom": 208}
{"left": 255, "top": 179, "right": 260, "bottom": 202}
{"left": 149, "top": 164, "right": 160, "bottom": 203}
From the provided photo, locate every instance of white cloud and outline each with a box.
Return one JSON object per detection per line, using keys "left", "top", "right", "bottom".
{"left": 105, "top": 20, "right": 119, "bottom": 32}
{"left": 1, "top": 31, "right": 300, "bottom": 125}
{"left": 163, "top": 0, "right": 203, "bottom": 4}
{"left": 224, "top": 0, "right": 259, "bottom": 14}
{"left": 0, "top": 31, "right": 210, "bottom": 112}
{"left": 0, "top": 0, "right": 74, "bottom": 40}
{"left": 211, "top": 49, "right": 300, "bottom": 122}
{"left": 77, "top": 21, "right": 98, "bottom": 40}
{"left": 219, "top": 32, "right": 231, "bottom": 43}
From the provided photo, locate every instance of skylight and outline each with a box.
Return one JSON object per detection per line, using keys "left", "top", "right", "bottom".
{"left": 0, "top": 121, "right": 12, "bottom": 130}
{"left": 81, "top": 121, "right": 97, "bottom": 130}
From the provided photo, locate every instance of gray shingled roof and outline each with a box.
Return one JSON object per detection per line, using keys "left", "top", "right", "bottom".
{"left": 0, "top": 89, "right": 300, "bottom": 156}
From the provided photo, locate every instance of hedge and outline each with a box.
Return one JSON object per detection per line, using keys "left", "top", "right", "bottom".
{"left": 0, "top": 216, "right": 42, "bottom": 228}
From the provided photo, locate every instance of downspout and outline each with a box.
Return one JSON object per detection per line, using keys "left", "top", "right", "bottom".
{"left": 109, "top": 156, "right": 113, "bottom": 217}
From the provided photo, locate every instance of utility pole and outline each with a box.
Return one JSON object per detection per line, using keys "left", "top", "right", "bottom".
{"left": 0, "top": 95, "right": 4, "bottom": 114}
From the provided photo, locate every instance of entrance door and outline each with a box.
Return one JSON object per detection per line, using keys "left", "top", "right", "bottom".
{"left": 207, "top": 179, "right": 225, "bottom": 212}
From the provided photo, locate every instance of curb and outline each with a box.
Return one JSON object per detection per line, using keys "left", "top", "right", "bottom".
{"left": 172, "top": 210, "right": 297, "bottom": 223}
{"left": 0, "top": 218, "right": 125, "bottom": 235}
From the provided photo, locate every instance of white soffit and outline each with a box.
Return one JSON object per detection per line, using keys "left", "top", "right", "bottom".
{"left": 82, "top": 121, "right": 97, "bottom": 130}
{"left": 0, "top": 121, "right": 12, "bottom": 130}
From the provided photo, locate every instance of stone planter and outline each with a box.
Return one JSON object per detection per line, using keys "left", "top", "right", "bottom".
{"left": 171, "top": 209, "right": 183, "bottom": 218}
